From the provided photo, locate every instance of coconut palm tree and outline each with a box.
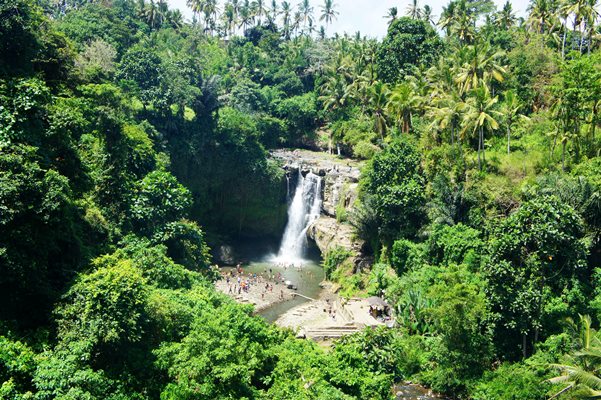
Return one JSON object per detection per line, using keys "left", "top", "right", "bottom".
{"left": 461, "top": 85, "right": 501, "bottom": 170}
{"left": 427, "top": 57, "right": 456, "bottom": 98}
{"left": 320, "top": 74, "right": 352, "bottom": 153}
{"left": 428, "top": 93, "right": 464, "bottom": 147}
{"left": 320, "top": 0, "right": 339, "bottom": 29}
{"left": 200, "top": 0, "right": 219, "bottom": 34}
{"left": 581, "top": 0, "right": 600, "bottom": 53}
{"left": 298, "top": 0, "right": 314, "bottom": 35}
{"left": 385, "top": 7, "right": 398, "bottom": 26}
{"left": 187, "top": 0, "right": 203, "bottom": 22}
{"left": 167, "top": 8, "right": 184, "bottom": 30}
{"left": 560, "top": 0, "right": 586, "bottom": 51}
{"left": 239, "top": 0, "right": 253, "bottom": 31}
{"left": 292, "top": 10, "right": 303, "bottom": 35}
{"left": 406, "top": 0, "right": 422, "bottom": 20}
{"left": 253, "top": 0, "right": 266, "bottom": 25}
{"left": 551, "top": 95, "right": 581, "bottom": 170}
{"left": 144, "top": 0, "right": 159, "bottom": 30}
{"left": 267, "top": 0, "right": 278, "bottom": 24}
{"left": 422, "top": 5, "right": 435, "bottom": 25}
{"left": 387, "top": 83, "right": 419, "bottom": 134}
{"left": 281, "top": 1, "right": 292, "bottom": 37}
{"left": 369, "top": 81, "right": 391, "bottom": 138}
{"left": 319, "top": 75, "right": 350, "bottom": 115}
{"left": 439, "top": 1, "right": 459, "bottom": 36}
{"left": 454, "top": 42, "right": 507, "bottom": 95}
{"left": 528, "top": 0, "right": 557, "bottom": 34}
{"left": 455, "top": 12, "right": 477, "bottom": 43}
{"left": 222, "top": 2, "right": 237, "bottom": 37}
{"left": 155, "top": 0, "right": 169, "bottom": 26}
{"left": 500, "top": 90, "right": 529, "bottom": 154}
{"left": 495, "top": 1, "right": 517, "bottom": 29}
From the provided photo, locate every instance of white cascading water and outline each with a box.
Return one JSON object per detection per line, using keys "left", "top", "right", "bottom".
{"left": 274, "top": 169, "right": 322, "bottom": 263}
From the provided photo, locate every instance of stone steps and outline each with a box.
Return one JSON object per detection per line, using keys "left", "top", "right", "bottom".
{"left": 305, "top": 325, "right": 361, "bottom": 339}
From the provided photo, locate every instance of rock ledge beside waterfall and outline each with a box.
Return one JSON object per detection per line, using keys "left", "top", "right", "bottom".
{"left": 271, "top": 149, "right": 372, "bottom": 271}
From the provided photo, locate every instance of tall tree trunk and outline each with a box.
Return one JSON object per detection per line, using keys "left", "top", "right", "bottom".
{"left": 591, "top": 105, "right": 598, "bottom": 152}
{"left": 507, "top": 124, "right": 511, "bottom": 155}
{"left": 562, "top": 139, "right": 567, "bottom": 171}
{"left": 477, "top": 127, "right": 482, "bottom": 171}
{"left": 480, "top": 126, "right": 486, "bottom": 168}
{"left": 522, "top": 333, "right": 527, "bottom": 359}
{"left": 562, "top": 28, "right": 567, "bottom": 60}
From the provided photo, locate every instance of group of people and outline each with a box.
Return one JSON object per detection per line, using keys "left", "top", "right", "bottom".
{"left": 273, "top": 261, "right": 303, "bottom": 271}
{"left": 224, "top": 263, "right": 289, "bottom": 301}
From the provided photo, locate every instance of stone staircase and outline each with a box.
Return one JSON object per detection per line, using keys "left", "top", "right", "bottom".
{"left": 305, "top": 324, "right": 361, "bottom": 339}
{"left": 289, "top": 302, "right": 321, "bottom": 318}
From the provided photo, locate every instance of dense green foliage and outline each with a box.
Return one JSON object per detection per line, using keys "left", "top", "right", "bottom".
{"left": 3, "top": 0, "right": 601, "bottom": 399}
{"left": 376, "top": 17, "right": 442, "bottom": 84}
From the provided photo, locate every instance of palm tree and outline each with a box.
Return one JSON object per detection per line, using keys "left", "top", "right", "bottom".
{"left": 385, "top": 7, "right": 398, "bottom": 26}
{"left": 527, "top": 0, "right": 557, "bottom": 34}
{"left": 253, "top": 0, "right": 266, "bottom": 25}
{"left": 167, "top": 8, "right": 184, "bottom": 30}
{"left": 387, "top": 83, "right": 419, "bottom": 134}
{"left": 560, "top": 0, "right": 585, "bottom": 51}
{"left": 292, "top": 10, "right": 303, "bottom": 35}
{"left": 347, "top": 72, "right": 373, "bottom": 111}
{"left": 406, "top": 0, "right": 423, "bottom": 20}
{"left": 369, "top": 81, "right": 391, "bottom": 138}
{"left": 144, "top": 0, "right": 159, "bottom": 30}
{"left": 222, "top": 2, "right": 237, "bottom": 37}
{"left": 551, "top": 95, "right": 580, "bottom": 170}
{"left": 422, "top": 5, "right": 435, "bottom": 25}
{"left": 427, "top": 57, "right": 456, "bottom": 98}
{"left": 281, "top": 1, "right": 292, "bottom": 38}
{"left": 495, "top": 1, "right": 517, "bottom": 29}
{"left": 439, "top": 1, "right": 459, "bottom": 36}
{"left": 239, "top": 0, "right": 253, "bottom": 31}
{"left": 500, "top": 90, "right": 529, "bottom": 154}
{"left": 187, "top": 0, "right": 203, "bottom": 23}
{"left": 455, "top": 12, "right": 476, "bottom": 43}
{"left": 428, "top": 93, "right": 464, "bottom": 147}
{"left": 200, "top": 0, "right": 218, "bottom": 35}
{"left": 461, "top": 85, "right": 501, "bottom": 170}
{"left": 298, "top": 0, "right": 314, "bottom": 35}
{"left": 156, "top": 0, "right": 169, "bottom": 27}
{"left": 320, "top": 74, "right": 351, "bottom": 153}
{"left": 136, "top": 0, "right": 146, "bottom": 19}
{"left": 454, "top": 42, "right": 507, "bottom": 95}
{"left": 549, "top": 315, "right": 601, "bottom": 399}
{"left": 320, "top": 0, "right": 338, "bottom": 30}
{"left": 581, "top": 0, "right": 600, "bottom": 53}
{"left": 267, "top": 0, "right": 278, "bottom": 24}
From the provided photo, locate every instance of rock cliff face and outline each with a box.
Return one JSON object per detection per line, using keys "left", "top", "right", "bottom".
{"left": 272, "top": 149, "right": 372, "bottom": 271}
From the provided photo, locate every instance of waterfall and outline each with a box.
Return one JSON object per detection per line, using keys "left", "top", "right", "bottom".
{"left": 285, "top": 174, "right": 291, "bottom": 200}
{"left": 275, "top": 169, "right": 322, "bottom": 262}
